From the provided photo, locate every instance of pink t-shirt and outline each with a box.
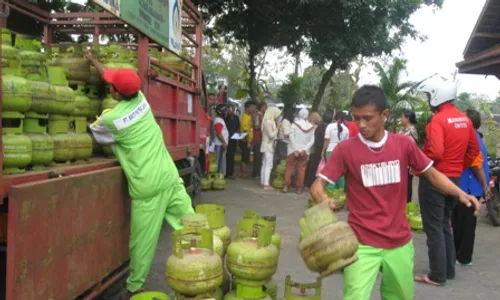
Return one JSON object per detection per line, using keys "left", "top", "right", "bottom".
{"left": 319, "top": 131, "right": 433, "bottom": 249}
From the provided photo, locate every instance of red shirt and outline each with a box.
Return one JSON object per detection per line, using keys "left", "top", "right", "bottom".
{"left": 319, "top": 132, "right": 432, "bottom": 249}
{"left": 422, "top": 103, "right": 479, "bottom": 177}
{"left": 346, "top": 121, "right": 359, "bottom": 138}
{"left": 253, "top": 112, "right": 263, "bottom": 145}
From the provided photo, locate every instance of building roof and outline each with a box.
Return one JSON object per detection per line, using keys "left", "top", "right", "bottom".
{"left": 456, "top": 0, "right": 500, "bottom": 77}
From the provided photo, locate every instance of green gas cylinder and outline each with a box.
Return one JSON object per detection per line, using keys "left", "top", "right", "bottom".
{"left": 226, "top": 220, "right": 279, "bottom": 284}
{"left": 239, "top": 212, "right": 281, "bottom": 252}
{"left": 272, "top": 177, "right": 284, "bottom": 189}
{"left": 30, "top": 79, "right": 57, "bottom": 114}
{"left": 1, "top": 37, "right": 21, "bottom": 76}
{"left": 86, "top": 84, "right": 102, "bottom": 118}
{"left": 2, "top": 112, "right": 32, "bottom": 174}
{"left": 72, "top": 84, "right": 92, "bottom": 117}
{"left": 48, "top": 115, "right": 74, "bottom": 164}
{"left": 201, "top": 176, "right": 212, "bottom": 191}
{"left": 24, "top": 112, "right": 54, "bottom": 170}
{"left": 181, "top": 213, "right": 224, "bottom": 258}
{"left": 159, "top": 51, "right": 193, "bottom": 77}
{"left": 195, "top": 204, "right": 231, "bottom": 254}
{"left": 71, "top": 131, "right": 93, "bottom": 163}
{"left": 282, "top": 275, "right": 321, "bottom": 300}
{"left": 2, "top": 28, "right": 12, "bottom": 45}
{"left": 299, "top": 202, "right": 358, "bottom": 278}
{"left": 211, "top": 173, "right": 226, "bottom": 190}
{"left": 264, "top": 278, "right": 278, "bottom": 300}
{"left": 81, "top": 42, "right": 103, "bottom": 85}
{"left": 48, "top": 66, "right": 76, "bottom": 115}
{"left": 130, "top": 291, "right": 170, "bottom": 300}
{"left": 166, "top": 228, "right": 223, "bottom": 297}
{"left": 2, "top": 73, "right": 32, "bottom": 113}
{"left": 225, "top": 219, "right": 278, "bottom": 300}
{"left": 101, "top": 93, "right": 119, "bottom": 112}
{"left": 14, "top": 34, "right": 42, "bottom": 52}
{"left": 58, "top": 43, "right": 91, "bottom": 84}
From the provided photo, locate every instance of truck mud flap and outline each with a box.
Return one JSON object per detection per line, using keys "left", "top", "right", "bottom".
{"left": 5, "top": 167, "right": 131, "bottom": 300}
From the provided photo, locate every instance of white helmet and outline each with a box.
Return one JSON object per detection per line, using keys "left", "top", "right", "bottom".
{"left": 416, "top": 74, "right": 457, "bottom": 108}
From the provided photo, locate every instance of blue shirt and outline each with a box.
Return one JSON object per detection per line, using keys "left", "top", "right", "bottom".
{"left": 459, "top": 130, "right": 490, "bottom": 197}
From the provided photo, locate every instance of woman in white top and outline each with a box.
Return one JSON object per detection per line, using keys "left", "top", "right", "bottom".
{"left": 282, "top": 108, "right": 315, "bottom": 194}
{"left": 260, "top": 107, "right": 282, "bottom": 190}
{"left": 276, "top": 107, "right": 294, "bottom": 161}
{"left": 322, "top": 111, "right": 349, "bottom": 190}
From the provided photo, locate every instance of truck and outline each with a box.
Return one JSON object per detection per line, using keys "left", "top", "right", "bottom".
{"left": 0, "top": 0, "right": 210, "bottom": 298}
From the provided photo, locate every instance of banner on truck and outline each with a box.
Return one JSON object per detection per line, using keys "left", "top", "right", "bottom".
{"left": 169, "top": 0, "right": 183, "bottom": 54}
{"left": 93, "top": 0, "right": 182, "bottom": 54}
{"left": 92, "top": 0, "right": 121, "bottom": 17}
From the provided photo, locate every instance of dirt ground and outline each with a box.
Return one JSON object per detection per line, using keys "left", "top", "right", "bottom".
{"left": 132, "top": 177, "right": 500, "bottom": 299}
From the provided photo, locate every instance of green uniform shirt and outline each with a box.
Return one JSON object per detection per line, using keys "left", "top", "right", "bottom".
{"left": 89, "top": 92, "right": 180, "bottom": 199}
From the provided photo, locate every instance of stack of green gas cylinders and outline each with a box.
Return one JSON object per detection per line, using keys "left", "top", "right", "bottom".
{"left": 1, "top": 30, "right": 95, "bottom": 174}
{"left": 1, "top": 29, "right": 197, "bottom": 175}
{"left": 201, "top": 155, "right": 227, "bottom": 191}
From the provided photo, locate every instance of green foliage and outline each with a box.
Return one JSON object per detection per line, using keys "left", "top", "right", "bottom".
{"left": 375, "top": 57, "right": 426, "bottom": 130}
{"left": 279, "top": 0, "right": 443, "bottom": 110}
{"left": 278, "top": 74, "right": 305, "bottom": 107}
{"left": 415, "top": 111, "right": 432, "bottom": 147}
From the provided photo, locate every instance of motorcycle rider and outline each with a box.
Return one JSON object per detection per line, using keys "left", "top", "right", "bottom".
{"left": 415, "top": 75, "right": 480, "bottom": 286}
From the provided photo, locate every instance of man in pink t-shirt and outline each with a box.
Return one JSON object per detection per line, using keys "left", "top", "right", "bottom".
{"left": 310, "top": 85, "right": 480, "bottom": 300}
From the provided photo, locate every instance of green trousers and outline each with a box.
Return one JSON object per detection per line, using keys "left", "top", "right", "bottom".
{"left": 343, "top": 241, "right": 415, "bottom": 300}
{"left": 326, "top": 151, "right": 345, "bottom": 190}
{"left": 127, "top": 178, "right": 194, "bottom": 292}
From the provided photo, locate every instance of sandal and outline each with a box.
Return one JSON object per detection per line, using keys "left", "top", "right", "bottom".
{"left": 414, "top": 275, "right": 442, "bottom": 286}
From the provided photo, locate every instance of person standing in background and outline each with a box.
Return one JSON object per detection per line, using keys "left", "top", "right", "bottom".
{"left": 261, "top": 107, "right": 282, "bottom": 190}
{"left": 305, "top": 111, "right": 333, "bottom": 188}
{"left": 283, "top": 109, "right": 315, "bottom": 194}
{"left": 213, "top": 104, "right": 230, "bottom": 176}
{"left": 345, "top": 111, "right": 359, "bottom": 138}
{"left": 415, "top": 75, "right": 480, "bottom": 287}
{"left": 399, "top": 110, "right": 419, "bottom": 203}
{"left": 252, "top": 102, "right": 267, "bottom": 178}
{"left": 276, "top": 106, "right": 295, "bottom": 163}
{"left": 453, "top": 109, "right": 491, "bottom": 267}
{"left": 224, "top": 104, "right": 240, "bottom": 179}
{"left": 322, "top": 111, "right": 349, "bottom": 190}
{"left": 239, "top": 101, "right": 255, "bottom": 178}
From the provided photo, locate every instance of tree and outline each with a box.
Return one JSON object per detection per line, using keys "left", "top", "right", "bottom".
{"left": 455, "top": 92, "right": 476, "bottom": 112}
{"left": 277, "top": 0, "right": 443, "bottom": 111}
{"left": 278, "top": 74, "right": 305, "bottom": 107}
{"left": 193, "top": 0, "right": 296, "bottom": 101}
{"left": 375, "top": 58, "right": 425, "bottom": 130}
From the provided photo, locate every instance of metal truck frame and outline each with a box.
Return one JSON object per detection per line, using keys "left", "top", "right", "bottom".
{"left": 0, "top": 0, "right": 210, "bottom": 298}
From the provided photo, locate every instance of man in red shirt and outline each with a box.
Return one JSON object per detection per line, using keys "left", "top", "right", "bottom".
{"left": 415, "top": 75, "right": 480, "bottom": 286}
{"left": 310, "top": 85, "right": 479, "bottom": 299}
{"left": 345, "top": 112, "right": 359, "bottom": 138}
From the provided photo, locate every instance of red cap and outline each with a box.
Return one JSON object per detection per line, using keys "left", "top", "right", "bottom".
{"left": 103, "top": 68, "right": 141, "bottom": 96}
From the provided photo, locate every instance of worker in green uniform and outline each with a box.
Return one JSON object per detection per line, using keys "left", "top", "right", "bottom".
{"left": 85, "top": 53, "right": 194, "bottom": 299}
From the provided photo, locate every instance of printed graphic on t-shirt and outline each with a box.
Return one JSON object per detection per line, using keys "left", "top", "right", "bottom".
{"left": 447, "top": 117, "right": 468, "bottom": 129}
{"left": 113, "top": 100, "right": 150, "bottom": 131}
{"left": 360, "top": 160, "right": 401, "bottom": 187}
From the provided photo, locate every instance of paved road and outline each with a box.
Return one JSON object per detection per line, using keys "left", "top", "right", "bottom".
{"left": 143, "top": 178, "right": 500, "bottom": 299}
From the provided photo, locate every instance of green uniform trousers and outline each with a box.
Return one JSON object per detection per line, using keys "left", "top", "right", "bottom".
{"left": 325, "top": 151, "right": 345, "bottom": 190}
{"left": 126, "top": 180, "right": 194, "bottom": 292}
{"left": 343, "top": 241, "right": 415, "bottom": 300}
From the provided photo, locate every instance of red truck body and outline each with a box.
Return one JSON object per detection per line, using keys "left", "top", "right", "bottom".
{"left": 0, "top": 1, "right": 210, "bottom": 298}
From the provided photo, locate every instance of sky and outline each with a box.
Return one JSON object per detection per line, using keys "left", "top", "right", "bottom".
{"left": 271, "top": 0, "right": 500, "bottom": 99}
